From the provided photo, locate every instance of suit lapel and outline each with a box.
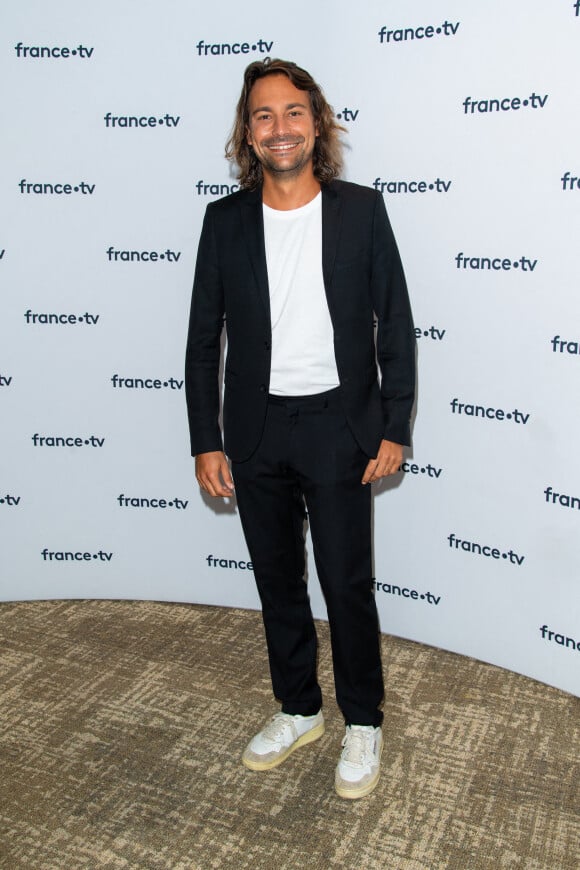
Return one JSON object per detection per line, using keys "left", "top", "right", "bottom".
{"left": 321, "top": 182, "right": 342, "bottom": 294}
{"left": 239, "top": 187, "right": 270, "bottom": 317}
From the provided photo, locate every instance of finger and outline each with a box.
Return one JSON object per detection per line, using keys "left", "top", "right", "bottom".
{"left": 382, "top": 459, "right": 399, "bottom": 477}
{"left": 368, "top": 465, "right": 386, "bottom": 482}
{"left": 361, "top": 458, "right": 378, "bottom": 484}
{"left": 368, "top": 458, "right": 395, "bottom": 481}
{"left": 197, "top": 471, "right": 230, "bottom": 498}
{"left": 220, "top": 462, "right": 235, "bottom": 493}
{"left": 205, "top": 479, "right": 232, "bottom": 498}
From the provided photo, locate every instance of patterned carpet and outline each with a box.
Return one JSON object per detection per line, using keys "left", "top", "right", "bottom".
{"left": 0, "top": 600, "right": 578, "bottom": 869}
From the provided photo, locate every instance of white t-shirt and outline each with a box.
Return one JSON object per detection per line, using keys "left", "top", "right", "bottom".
{"left": 263, "top": 192, "right": 340, "bottom": 396}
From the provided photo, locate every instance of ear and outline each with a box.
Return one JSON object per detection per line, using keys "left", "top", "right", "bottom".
{"left": 245, "top": 126, "right": 253, "bottom": 147}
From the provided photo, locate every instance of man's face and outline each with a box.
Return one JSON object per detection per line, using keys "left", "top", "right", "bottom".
{"left": 246, "top": 73, "right": 318, "bottom": 180}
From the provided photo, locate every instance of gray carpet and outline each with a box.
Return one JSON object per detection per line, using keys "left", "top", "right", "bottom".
{"left": 0, "top": 600, "right": 578, "bottom": 869}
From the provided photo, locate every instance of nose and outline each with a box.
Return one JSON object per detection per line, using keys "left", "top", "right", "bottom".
{"left": 271, "top": 114, "right": 289, "bottom": 137}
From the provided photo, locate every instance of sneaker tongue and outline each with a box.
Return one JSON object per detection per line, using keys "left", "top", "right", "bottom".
{"left": 263, "top": 716, "right": 291, "bottom": 743}
{"left": 344, "top": 730, "right": 371, "bottom": 762}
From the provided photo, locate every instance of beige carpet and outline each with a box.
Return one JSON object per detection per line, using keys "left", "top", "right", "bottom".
{"left": 0, "top": 600, "right": 578, "bottom": 869}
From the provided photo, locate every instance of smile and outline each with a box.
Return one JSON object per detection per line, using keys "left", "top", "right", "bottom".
{"left": 266, "top": 141, "right": 301, "bottom": 152}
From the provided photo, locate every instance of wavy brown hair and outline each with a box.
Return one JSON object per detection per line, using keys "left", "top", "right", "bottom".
{"left": 225, "top": 58, "right": 346, "bottom": 190}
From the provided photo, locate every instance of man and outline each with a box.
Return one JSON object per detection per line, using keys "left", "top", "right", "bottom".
{"left": 185, "top": 58, "right": 415, "bottom": 799}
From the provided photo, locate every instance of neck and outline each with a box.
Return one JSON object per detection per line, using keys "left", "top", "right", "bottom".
{"left": 261, "top": 169, "right": 321, "bottom": 211}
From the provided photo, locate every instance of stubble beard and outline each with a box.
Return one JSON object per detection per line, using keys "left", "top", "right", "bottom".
{"left": 256, "top": 137, "right": 315, "bottom": 179}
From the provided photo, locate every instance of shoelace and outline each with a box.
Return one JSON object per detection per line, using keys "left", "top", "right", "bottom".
{"left": 261, "top": 713, "right": 296, "bottom": 744}
{"left": 341, "top": 728, "right": 375, "bottom": 765}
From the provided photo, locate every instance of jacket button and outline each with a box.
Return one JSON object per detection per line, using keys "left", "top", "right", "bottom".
{"left": 259, "top": 384, "right": 266, "bottom": 393}
{"left": 264, "top": 341, "right": 271, "bottom": 350}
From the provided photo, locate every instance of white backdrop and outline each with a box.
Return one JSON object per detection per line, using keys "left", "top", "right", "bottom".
{"left": 1, "top": 0, "right": 579, "bottom": 696}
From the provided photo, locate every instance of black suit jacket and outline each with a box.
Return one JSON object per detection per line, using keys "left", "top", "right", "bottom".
{"left": 185, "top": 179, "right": 416, "bottom": 462}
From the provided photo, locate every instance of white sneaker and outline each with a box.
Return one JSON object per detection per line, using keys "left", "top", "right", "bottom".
{"left": 242, "top": 710, "right": 325, "bottom": 771}
{"left": 335, "top": 725, "right": 383, "bottom": 799}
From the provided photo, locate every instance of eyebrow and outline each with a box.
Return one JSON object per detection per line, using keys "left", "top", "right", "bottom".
{"left": 251, "top": 102, "right": 309, "bottom": 116}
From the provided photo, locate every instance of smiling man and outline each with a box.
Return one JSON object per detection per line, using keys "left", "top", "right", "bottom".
{"left": 185, "top": 58, "right": 415, "bottom": 799}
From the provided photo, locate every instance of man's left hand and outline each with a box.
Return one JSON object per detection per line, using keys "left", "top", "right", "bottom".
{"left": 362, "top": 439, "right": 403, "bottom": 484}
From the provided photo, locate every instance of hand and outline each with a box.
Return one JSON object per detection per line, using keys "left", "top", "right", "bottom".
{"left": 195, "top": 451, "right": 235, "bottom": 498}
{"left": 362, "top": 439, "right": 403, "bottom": 484}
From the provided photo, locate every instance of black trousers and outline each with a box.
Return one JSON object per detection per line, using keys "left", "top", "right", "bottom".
{"left": 231, "top": 388, "right": 384, "bottom": 727}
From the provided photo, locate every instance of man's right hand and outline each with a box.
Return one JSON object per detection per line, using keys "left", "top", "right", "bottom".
{"left": 195, "top": 451, "right": 235, "bottom": 498}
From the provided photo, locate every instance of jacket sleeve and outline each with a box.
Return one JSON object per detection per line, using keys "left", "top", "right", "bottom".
{"left": 370, "top": 191, "right": 416, "bottom": 446}
{"left": 184, "top": 204, "right": 225, "bottom": 456}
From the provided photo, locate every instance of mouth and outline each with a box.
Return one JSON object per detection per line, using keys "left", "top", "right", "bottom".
{"left": 265, "top": 139, "right": 302, "bottom": 154}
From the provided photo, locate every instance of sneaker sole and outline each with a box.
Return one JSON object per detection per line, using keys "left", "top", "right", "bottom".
{"left": 334, "top": 767, "right": 380, "bottom": 799}
{"left": 242, "top": 720, "right": 325, "bottom": 771}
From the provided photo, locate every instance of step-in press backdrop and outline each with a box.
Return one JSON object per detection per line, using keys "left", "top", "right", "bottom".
{"left": 1, "top": 0, "right": 579, "bottom": 696}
